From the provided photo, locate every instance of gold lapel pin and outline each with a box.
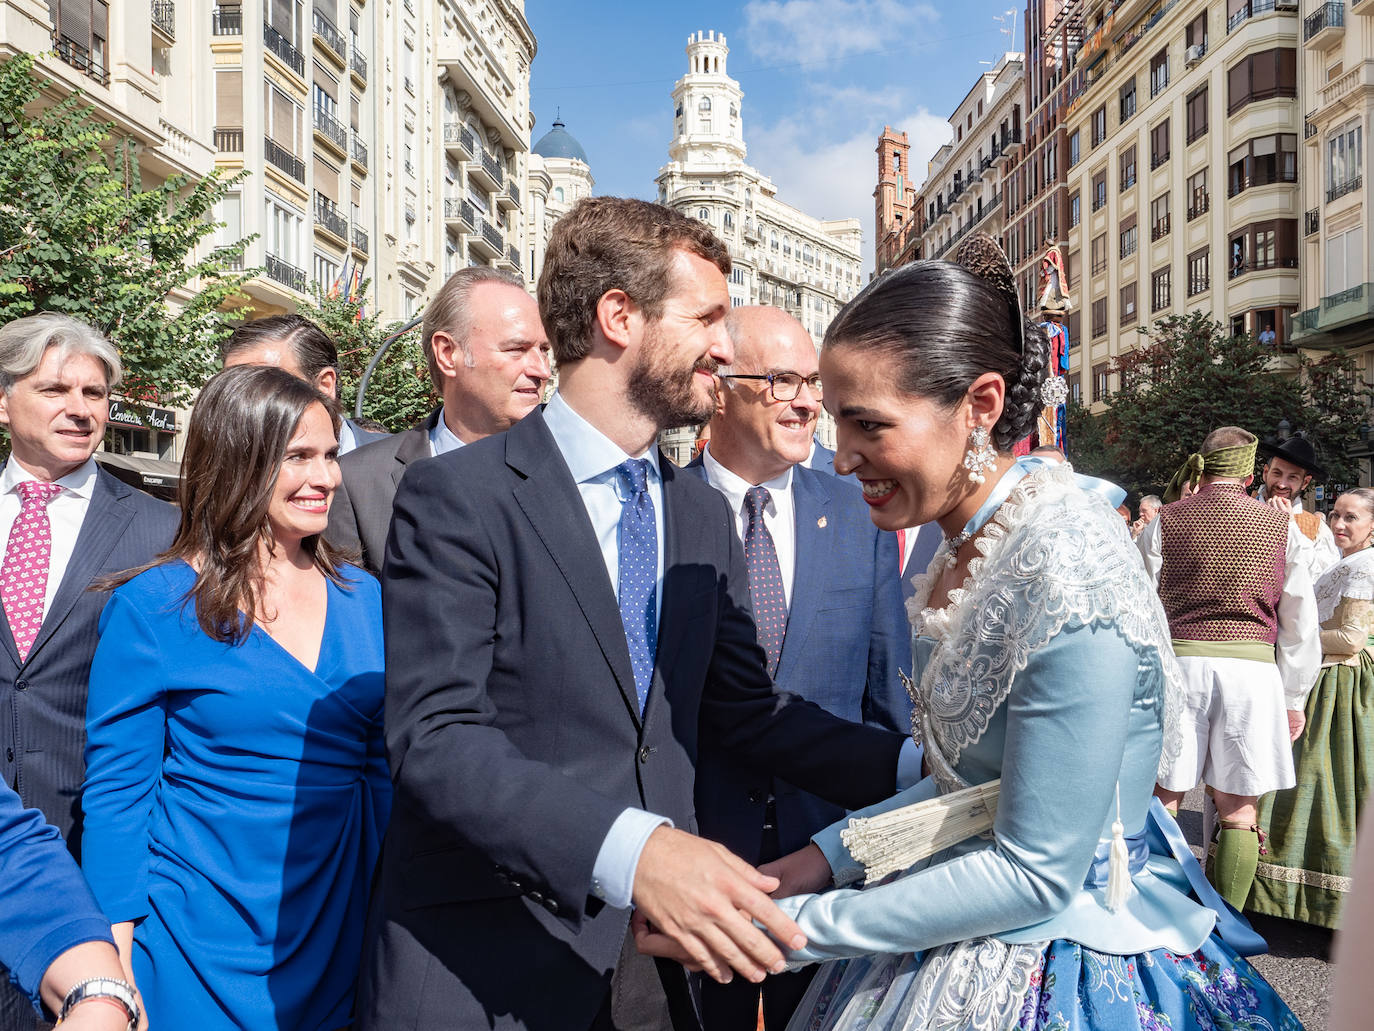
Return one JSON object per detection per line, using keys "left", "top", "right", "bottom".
{"left": 817, "top": 516, "right": 827, "bottom": 529}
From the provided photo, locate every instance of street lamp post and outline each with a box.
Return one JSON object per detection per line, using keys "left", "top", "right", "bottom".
{"left": 354, "top": 315, "right": 423, "bottom": 420}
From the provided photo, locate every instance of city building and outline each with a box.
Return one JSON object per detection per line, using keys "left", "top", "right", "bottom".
{"left": 1058, "top": 0, "right": 1303, "bottom": 411}
{"left": 875, "top": 53, "right": 1025, "bottom": 275}
{"left": 526, "top": 113, "right": 595, "bottom": 288}
{"left": 1291, "top": 0, "right": 1374, "bottom": 483}
{"left": 653, "top": 30, "right": 864, "bottom": 462}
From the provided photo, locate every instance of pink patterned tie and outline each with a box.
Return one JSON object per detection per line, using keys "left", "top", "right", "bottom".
{"left": 3, "top": 480, "right": 63, "bottom": 661}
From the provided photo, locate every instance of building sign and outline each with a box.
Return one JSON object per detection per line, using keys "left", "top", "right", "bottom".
{"left": 108, "top": 399, "right": 176, "bottom": 433}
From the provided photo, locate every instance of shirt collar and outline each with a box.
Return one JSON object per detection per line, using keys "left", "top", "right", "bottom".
{"left": 701, "top": 444, "right": 792, "bottom": 514}
{"left": 1, "top": 455, "right": 99, "bottom": 499}
{"left": 429, "top": 405, "right": 466, "bottom": 457}
{"left": 544, "top": 391, "right": 662, "bottom": 486}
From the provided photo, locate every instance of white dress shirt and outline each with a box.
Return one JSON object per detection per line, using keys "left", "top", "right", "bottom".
{"left": 701, "top": 445, "right": 796, "bottom": 606}
{"left": 428, "top": 405, "right": 466, "bottom": 458}
{"left": 1138, "top": 517, "right": 1323, "bottom": 708}
{"left": 0, "top": 457, "right": 99, "bottom": 622}
{"left": 1256, "top": 489, "right": 1343, "bottom": 583}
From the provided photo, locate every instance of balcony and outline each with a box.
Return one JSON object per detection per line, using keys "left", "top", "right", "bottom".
{"left": 314, "top": 193, "right": 348, "bottom": 242}
{"left": 264, "top": 22, "right": 305, "bottom": 78}
{"left": 443, "top": 122, "right": 475, "bottom": 160}
{"left": 265, "top": 254, "right": 306, "bottom": 293}
{"left": 52, "top": 34, "right": 108, "bottom": 86}
{"left": 1291, "top": 282, "right": 1374, "bottom": 348}
{"left": 743, "top": 220, "right": 761, "bottom": 242}
{"left": 1305, "top": 112, "right": 1320, "bottom": 143}
{"left": 443, "top": 197, "right": 477, "bottom": 232}
{"left": 1228, "top": 0, "right": 1299, "bottom": 32}
{"left": 312, "top": 10, "right": 345, "bottom": 63}
{"left": 1304, "top": 3, "right": 1345, "bottom": 48}
{"left": 264, "top": 136, "right": 305, "bottom": 182}
{"left": 351, "top": 137, "right": 368, "bottom": 171}
{"left": 214, "top": 127, "right": 243, "bottom": 152}
{"left": 350, "top": 48, "right": 367, "bottom": 83}
{"left": 312, "top": 106, "right": 348, "bottom": 156}
{"left": 151, "top": 2, "right": 175, "bottom": 44}
{"left": 497, "top": 244, "right": 521, "bottom": 273}
{"left": 468, "top": 215, "right": 503, "bottom": 259}
{"left": 1001, "top": 130, "right": 1024, "bottom": 161}
{"left": 469, "top": 148, "right": 503, "bottom": 192}
{"left": 1151, "top": 215, "right": 1171, "bottom": 241}
{"left": 497, "top": 178, "right": 520, "bottom": 211}
{"left": 1328, "top": 175, "right": 1362, "bottom": 203}
{"left": 1187, "top": 194, "right": 1210, "bottom": 220}
{"left": 1228, "top": 257, "right": 1299, "bottom": 279}
{"left": 1150, "top": 151, "right": 1170, "bottom": 170}
{"left": 1306, "top": 208, "right": 1320, "bottom": 235}
{"left": 352, "top": 226, "right": 369, "bottom": 255}
{"left": 212, "top": 5, "right": 242, "bottom": 35}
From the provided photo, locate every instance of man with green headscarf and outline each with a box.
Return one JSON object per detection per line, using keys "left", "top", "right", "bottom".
{"left": 1138, "top": 426, "right": 1321, "bottom": 911}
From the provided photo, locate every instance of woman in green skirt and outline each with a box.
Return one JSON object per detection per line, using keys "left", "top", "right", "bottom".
{"left": 1251, "top": 487, "right": 1374, "bottom": 927}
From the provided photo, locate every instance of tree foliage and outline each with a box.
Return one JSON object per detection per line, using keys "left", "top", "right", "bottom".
{"left": 0, "top": 51, "right": 252, "bottom": 407}
{"left": 1066, "top": 310, "right": 1372, "bottom": 500}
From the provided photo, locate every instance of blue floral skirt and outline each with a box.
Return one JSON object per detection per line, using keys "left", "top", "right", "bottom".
{"left": 786, "top": 933, "right": 1302, "bottom": 1031}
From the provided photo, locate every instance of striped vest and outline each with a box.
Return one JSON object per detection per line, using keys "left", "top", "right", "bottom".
{"left": 1157, "top": 482, "right": 1289, "bottom": 644}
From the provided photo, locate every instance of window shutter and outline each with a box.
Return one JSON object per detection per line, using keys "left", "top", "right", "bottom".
{"left": 216, "top": 70, "right": 243, "bottom": 127}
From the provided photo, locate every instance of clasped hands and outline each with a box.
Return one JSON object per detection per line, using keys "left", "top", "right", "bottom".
{"left": 630, "top": 826, "right": 832, "bottom": 983}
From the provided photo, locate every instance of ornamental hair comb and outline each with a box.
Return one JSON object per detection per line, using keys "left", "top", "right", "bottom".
{"left": 953, "top": 232, "right": 1026, "bottom": 355}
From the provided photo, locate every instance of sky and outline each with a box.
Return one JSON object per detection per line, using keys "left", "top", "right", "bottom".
{"left": 523, "top": 0, "right": 1027, "bottom": 274}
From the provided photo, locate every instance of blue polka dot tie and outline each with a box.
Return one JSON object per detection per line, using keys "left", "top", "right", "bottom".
{"left": 743, "top": 486, "right": 787, "bottom": 677}
{"left": 616, "top": 459, "right": 657, "bottom": 714}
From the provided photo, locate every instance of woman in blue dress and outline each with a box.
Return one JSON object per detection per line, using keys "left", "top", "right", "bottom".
{"left": 742, "top": 236, "right": 1301, "bottom": 1030}
{"left": 81, "top": 365, "right": 389, "bottom": 1029}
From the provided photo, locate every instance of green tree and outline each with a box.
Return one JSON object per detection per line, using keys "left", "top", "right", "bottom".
{"left": 0, "top": 51, "right": 252, "bottom": 407}
{"left": 1065, "top": 310, "right": 1371, "bottom": 499}
{"left": 295, "top": 279, "right": 433, "bottom": 432}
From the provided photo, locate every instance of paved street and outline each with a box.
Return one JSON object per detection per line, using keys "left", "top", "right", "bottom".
{"left": 1178, "top": 787, "right": 1335, "bottom": 1030}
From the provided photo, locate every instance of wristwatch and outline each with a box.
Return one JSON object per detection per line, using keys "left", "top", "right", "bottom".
{"left": 58, "top": 977, "right": 140, "bottom": 1029}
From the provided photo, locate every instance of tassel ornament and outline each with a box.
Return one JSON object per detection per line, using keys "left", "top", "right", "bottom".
{"left": 1104, "top": 781, "right": 1130, "bottom": 913}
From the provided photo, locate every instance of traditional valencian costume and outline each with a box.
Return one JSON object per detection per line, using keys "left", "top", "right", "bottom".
{"left": 1252, "top": 544, "right": 1374, "bottom": 928}
{"left": 776, "top": 457, "right": 1301, "bottom": 1031}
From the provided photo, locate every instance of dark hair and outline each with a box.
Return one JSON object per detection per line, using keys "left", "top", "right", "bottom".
{"left": 538, "top": 196, "right": 731, "bottom": 366}
{"left": 102, "top": 366, "right": 351, "bottom": 644}
{"left": 823, "top": 260, "right": 1048, "bottom": 451}
{"left": 222, "top": 315, "right": 339, "bottom": 386}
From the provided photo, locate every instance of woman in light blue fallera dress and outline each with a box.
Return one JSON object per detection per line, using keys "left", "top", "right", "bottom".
{"left": 767, "top": 237, "right": 1301, "bottom": 1031}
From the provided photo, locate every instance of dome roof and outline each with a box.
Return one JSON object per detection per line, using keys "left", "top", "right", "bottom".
{"left": 532, "top": 117, "right": 589, "bottom": 164}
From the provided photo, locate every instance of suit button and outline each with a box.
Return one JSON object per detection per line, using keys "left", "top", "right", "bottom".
{"left": 4, "top": 748, "right": 11, "bottom": 763}
{"left": 545, "top": 899, "right": 560, "bottom": 915}
{"left": 638, "top": 746, "right": 651, "bottom": 764}
{"left": 14, "top": 681, "right": 25, "bottom": 691}
{"left": 529, "top": 890, "right": 544, "bottom": 904}
{"left": 748, "top": 789, "right": 764, "bottom": 804}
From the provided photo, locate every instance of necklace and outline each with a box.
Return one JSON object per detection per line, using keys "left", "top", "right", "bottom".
{"left": 943, "top": 459, "right": 1035, "bottom": 550}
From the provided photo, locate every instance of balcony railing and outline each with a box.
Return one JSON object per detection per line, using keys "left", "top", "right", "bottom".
{"left": 312, "top": 10, "right": 345, "bottom": 59}
{"left": 506, "top": 180, "right": 521, "bottom": 207}
{"left": 52, "top": 34, "right": 108, "bottom": 86}
{"left": 1188, "top": 194, "right": 1210, "bottom": 220}
{"left": 1229, "top": 257, "right": 1300, "bottom": 279}
{"left": 1151, "top": 215, "right": 1171, "bottom": 241}
{"left": 507, "top": 245, "right": 522, "bottom": 272}
{"left": 482, "top": 149, "right": 504, "bottom": 185}
{"left": 264, "top": 136, "right": 305, "bottom": 182}
{"left": 313, "top": 106, "right": 347, "bottom": 151}
{"left": 461, "top": 200, "right": 475, "bottom": 230}
{"left": 152, "top": 1, "right": 175, "bottom": 40}
{"left": 1304, "top": 2, "right": 1345, "bottom": 39}
{"left": 443, "top": 122, "right": 474, "bottom": 157}
{"left": 265, "top": 254, "right": 306, "bottom": 292}
{"left": 1228, "top": 0, "right": 1298, "bottom": 31}
{"left": 350, "top": 48, "right": 367, "bottom": 81}
{"left": 481, "top": 219, "right": 504, "bottom": 251}
{"left": 211, "top": 6, "right": 242, "bottom": 34}
{"left": 1150, "top": 151, "right": 1170, "bottom": 170}
{"left": 351, "top": 137, "right": 368, "bottom": 168}
{"left": 314, "top": 193, "right": 348, "bottom": 240}
{"left": 352, "top": 226, "right": 369, "bottom": 254}
{"left": 264, "top": 22, "right": 305, "bottom": 77}
{"left": 213, "top": 127, "right": 243, "bottom": 152}
{"left": 1306, "top": 208, "right": 1321, "bottom": 235}
{"left": 1305, "top": 112, "right": 1319, "bottom": 139}
{"left": 1328, "top": 175, "right": 1362, "bottom": 202}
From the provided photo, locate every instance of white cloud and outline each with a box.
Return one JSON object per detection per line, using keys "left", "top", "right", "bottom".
{"left": 742, "top": 0, "right": 938, "bottom": 65}
{"left": 747, "top": 108, "right": 949, "bottom": 276}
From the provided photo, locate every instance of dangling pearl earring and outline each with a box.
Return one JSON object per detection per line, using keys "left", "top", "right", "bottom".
{"left": 962, "top": 426, "right": 996, "bottom": 485}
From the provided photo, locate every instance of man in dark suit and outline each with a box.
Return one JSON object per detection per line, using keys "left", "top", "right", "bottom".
{"left": 687, "top": 305, "right": 910, "bottom": 1030}
{"left": 0, "top": 314, "right": 177, "bottom": 1029}
{"left": 327, "top": 267, "right": 550, "bottom": 573}
{"left": 358, "top": 198, "right": 918, "bottom": 1031}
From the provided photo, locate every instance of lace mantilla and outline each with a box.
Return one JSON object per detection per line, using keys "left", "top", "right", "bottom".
{"left": 905, "top": 463, "right": 1185, "bottom": 792}
{"left": 1315, "top": 548, "right": 1374, "bottom": 623}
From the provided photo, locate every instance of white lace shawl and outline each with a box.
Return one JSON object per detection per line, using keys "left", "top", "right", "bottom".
{"left": 906, "top": 462, "right": 1186, "bottom": 793}
{"left": 1315, "top": 547, "right": 1374, "bottom": 623}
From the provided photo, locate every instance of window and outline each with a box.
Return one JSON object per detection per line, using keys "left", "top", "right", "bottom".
{"left": 1150, "top": 119, "right": 1170, "bottom": 169}
{"left": 1091, "top": 106, "right": 1107, "bottom": 147}
{"left": 268, "top": 0, "right": 304, "bottom": 46}
{"left": 1228, "top": 134, "right": 1298, "bottom": 196}
{"left": 1120, "top": 144, "right": 1137, "bottom": 190}
{"left": 313, "top": 252, "right": 340, "bottom": 294}
{"left": 265, "top": 85, "right": 304, "bottom": 153}
{"left": 723, "top": 211, "right": 734, "bottom": 230}
{"left": 1119, "top": 215, "right": 1137, "bottom": 259}
{"left": 1187, "top": 248, "right": 1210, "bottom": 296}
{"left": 698, "top": 96, "right": 712, "bottom": 112}
{"left": 1149, "top": 48, "right": 1169, "bottom": 98}
{"left": 1186, "top": 86, "right": 1208, "bottom": 144}
{"left": 1151, "top": 193, "right": 1170, "bottom": 240}
{"left": 1092, "top": 169, "right": 1107, "bottom": 211}
{"left": 1069, "top": 191, "right": 1081, "bottom": 228}
{"left": 1067, "top": 310, "right": 1081, "bottom": 349}
{"left": 1119, "top": 77, "right": 1137, "bottom": 122}
{"left": 216, "top": 69, "right": 243, "bottom": 133}
{"left": 1228, "top": 48, "right": 1297, "bottom": 115}
{"left": 1328, "top": 121, "right": 1363, "bottom": 201}
{"left": 265, "top": 193, "right": 304, "bottom": 267}
{"left": 1229, "top": 220, "right": 1298, "bottom": 276}
{"left": 1325, "top": 225, "right": 1365, "bottom": 296}
{"left": 1091, "top": 301, "right": 1107, "bottom": 340}
{"left": 1152, "top": 267, "right": 1171, "bottom": 312}
{"left": 1091, "top": 233, "right": 1107, "bottom": 275}
{"left": 1069, "top": 129, "right": 1081, "bottom": 166}
{"left": 1186, "top": 12, "right": 1207, "bottom": 51}
{"left": 1120, "top": 282, "right": 1137, "bottom": 325}
{"left": 1092, "top": 361, "right": 1109, "bottom": 401}
{"left": 893, "top": 152, "right": 902, "bottom": 172}
{"left": 1187, "top": 169, "right": 1209, "bottom": 219}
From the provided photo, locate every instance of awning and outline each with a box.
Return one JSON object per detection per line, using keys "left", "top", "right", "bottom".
{"left": 94, "top": 451, "right": 182, "bottom": 496}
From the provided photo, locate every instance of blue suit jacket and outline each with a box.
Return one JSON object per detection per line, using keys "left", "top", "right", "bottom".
{"left": 357, "top": 408, "right": 905, "bottom": 1031}
{"left": 685, "top": 458, "right": 911, "bottom": 864}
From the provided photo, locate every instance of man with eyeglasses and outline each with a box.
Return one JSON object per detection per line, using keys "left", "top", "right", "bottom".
{"left": 685, "top": 305, "right": 910, "bottom": 1031}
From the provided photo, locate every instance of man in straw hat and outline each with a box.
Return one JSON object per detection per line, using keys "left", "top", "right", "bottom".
{"left": 1138, "top": 426, "right": 1321, "bottom": 910}
{"left": 1258, "top": 435, "right": 1341, "bottom": 582}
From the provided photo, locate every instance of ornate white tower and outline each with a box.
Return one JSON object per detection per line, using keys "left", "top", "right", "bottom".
{"left": 668, "top": 30, "right": 746, "bottom": 167}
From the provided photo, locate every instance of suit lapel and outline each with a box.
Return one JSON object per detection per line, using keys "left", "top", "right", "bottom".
{"left": 775, "top": 471, "right": 829, "bottom": 683}
{"left": 26, "top": 470, "right": 133, "bottom": 664}
{"left": 390, "top": 415, "right": 440, "bottom": 489}
{"left": 508, "top": 413, "right": 642, "bottom": 726}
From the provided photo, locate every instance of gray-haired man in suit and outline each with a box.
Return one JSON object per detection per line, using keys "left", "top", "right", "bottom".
{"left": 327, "top": 267, "right": 551, "bottom": 573}
{"left": 0, "top": 314, "right": 177, "bottom": 1029}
